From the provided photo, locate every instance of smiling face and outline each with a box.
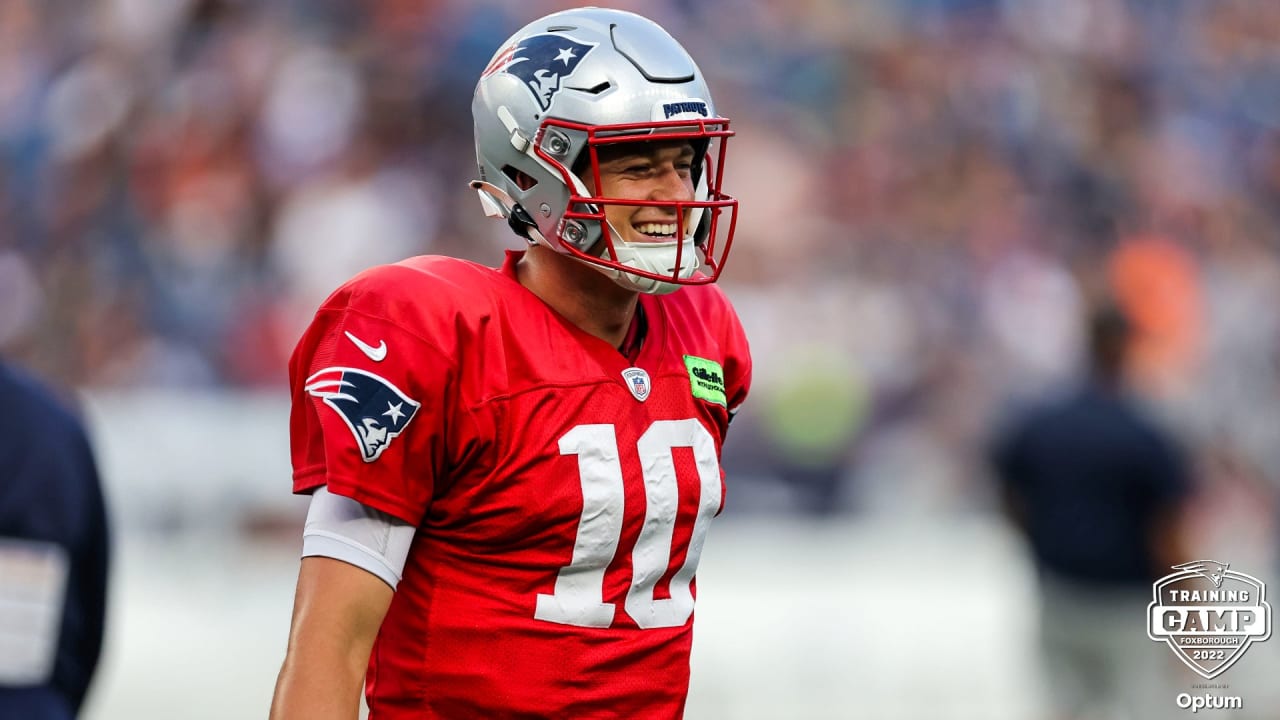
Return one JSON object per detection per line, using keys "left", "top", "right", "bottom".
{"left": 580, "top": 140, "right": 697, "bottom": 247}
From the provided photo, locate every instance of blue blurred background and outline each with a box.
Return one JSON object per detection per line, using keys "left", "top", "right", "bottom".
{"left": 3, "top": 0, "right": 1280, "bottom": 717}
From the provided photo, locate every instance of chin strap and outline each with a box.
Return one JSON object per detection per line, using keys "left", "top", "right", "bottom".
{"left": 599, "top": 239, "right": 700, "bottom": 295}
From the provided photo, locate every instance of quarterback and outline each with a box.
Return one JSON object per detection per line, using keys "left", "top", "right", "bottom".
{"left": 270, "top": 7, "right": 751, "bottom": 719}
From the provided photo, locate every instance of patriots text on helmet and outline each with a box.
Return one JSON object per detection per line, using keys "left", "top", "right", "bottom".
{"left": 662, "top": 101, "right": 708, "bottom": 118}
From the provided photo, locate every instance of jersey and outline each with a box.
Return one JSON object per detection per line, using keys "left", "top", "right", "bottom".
{"left": 288, "top": 250, "right": 752, "bottom": 719}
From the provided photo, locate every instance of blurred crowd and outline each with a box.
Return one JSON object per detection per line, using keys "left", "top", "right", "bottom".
{"left": 3, "top": 0, "right": 1279, "bottom": 531}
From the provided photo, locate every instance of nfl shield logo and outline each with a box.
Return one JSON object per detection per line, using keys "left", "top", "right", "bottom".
{"left": 621, "top": 367, "right": 651, "bottom": 402}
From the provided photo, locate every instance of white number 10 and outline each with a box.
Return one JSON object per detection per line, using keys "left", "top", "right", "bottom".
{"left": 534, "top": 419, "right": 722, "bottom": 630}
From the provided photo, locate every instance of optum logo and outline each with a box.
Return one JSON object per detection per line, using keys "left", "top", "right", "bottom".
{"left": 1176, "top": 692, "right": 1243, "bottom": 713}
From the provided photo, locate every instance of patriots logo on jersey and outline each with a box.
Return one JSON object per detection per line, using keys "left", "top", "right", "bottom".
{"left": 305, "top": 367, "right": 421, "bottom": 462}
{"left": 481, "top": 33, "right": 597, "bottom": 111}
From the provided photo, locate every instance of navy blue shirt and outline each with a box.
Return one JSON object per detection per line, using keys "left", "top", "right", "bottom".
{"left": 0, "top": 361, "right": 109, "bottom": 718}
{"left": 991, "top": 381, "right": 1191, "bottom": 586}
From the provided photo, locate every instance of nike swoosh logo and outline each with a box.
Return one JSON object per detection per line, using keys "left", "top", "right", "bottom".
{"left": 344, "top": 331, "right": 387, "bottom": 362}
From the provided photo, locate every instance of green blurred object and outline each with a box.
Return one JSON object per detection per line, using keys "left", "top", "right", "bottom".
{"left": 761, "top": 351, "right": 868, "bottom": 468}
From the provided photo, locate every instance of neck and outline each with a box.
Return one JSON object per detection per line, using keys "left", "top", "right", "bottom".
{"left": 516, "top": 245, "right": 639, "bottom": 348}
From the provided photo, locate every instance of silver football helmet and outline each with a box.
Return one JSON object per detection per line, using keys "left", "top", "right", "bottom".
{"left": 471, "top": 7, "right": 738, "bottom": 294}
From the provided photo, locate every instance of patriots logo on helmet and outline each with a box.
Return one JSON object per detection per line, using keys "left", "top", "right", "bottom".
{"left": 1172, "top": 560, "right": 1231, "bottom": 588}
{"left": 305, "top": 367, "right": 421, "bottom": 462}
{"left": 481, "top": 33, "right": 597, "bottom": 111}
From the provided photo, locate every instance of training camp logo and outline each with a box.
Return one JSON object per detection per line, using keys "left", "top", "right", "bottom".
{"left": 305, "top": 367, "right": 420, "bottom": 462}
{"left": 1148, "top": 560, "right": 1272, "bottom": 679}
{"left": 481, "top": 33, "right": 597, "bottom": 111}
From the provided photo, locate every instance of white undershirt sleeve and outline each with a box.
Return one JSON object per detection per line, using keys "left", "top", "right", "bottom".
{"left": 301, "top": 487, "right": 416, "bottom": 589}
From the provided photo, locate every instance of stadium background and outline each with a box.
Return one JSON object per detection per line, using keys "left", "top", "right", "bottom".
{"left": 3, "top": 0, "right": 1280, "bottom": 717}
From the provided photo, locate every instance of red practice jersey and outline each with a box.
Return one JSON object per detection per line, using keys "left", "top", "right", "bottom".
{"left": 289, "top": 251, "right": 752, "bottom": 719}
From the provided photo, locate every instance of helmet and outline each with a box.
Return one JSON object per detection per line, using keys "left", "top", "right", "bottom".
{"left": 471, "top": 7, "right": 738, "bottom": 294}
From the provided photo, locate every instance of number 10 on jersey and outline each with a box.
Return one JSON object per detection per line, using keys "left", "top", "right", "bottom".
{"left": 535, "top": 419, "right": 722, "bottom": 630}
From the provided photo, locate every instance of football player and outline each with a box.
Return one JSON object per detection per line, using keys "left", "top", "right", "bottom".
{"left": 270, "top": 7, "right": 751, "bottom": 719}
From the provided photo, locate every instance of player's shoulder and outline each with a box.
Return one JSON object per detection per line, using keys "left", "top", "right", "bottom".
{"left": 656, "top": 282, "right": 750, "bottom": 368}
{"left": 0, "top": 361, "right": 91, "bottom": 459}
{"left": 340, "top": 255, "right": 508, "bottom": 300}
{"left": 659, "top": 281, "right": 742, "bottom": 327}
{"left": 321, "top": 254, "right": 523, "bottom": 322}
{"left": 311, "top": 254, "right": 530, "bottom": 356}
{"left": 0, "top": 362, "right": 82, "bottom": 430}
{"left": 670, "top": 280, "right": 738, "bottom": 309}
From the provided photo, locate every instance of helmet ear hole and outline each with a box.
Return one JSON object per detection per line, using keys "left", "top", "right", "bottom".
{"left": 502, "top": 165, "right": 539, "bottom": 191}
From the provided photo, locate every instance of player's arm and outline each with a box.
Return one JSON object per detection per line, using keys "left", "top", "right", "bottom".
{"left": 270, "top": 488, "right": 415, "bottom": 720}
{"left": 270, "top": 556, "right": 391, "bottom": 720}
{"left": 276, "top": 268, "right": 454, "bottom": 718}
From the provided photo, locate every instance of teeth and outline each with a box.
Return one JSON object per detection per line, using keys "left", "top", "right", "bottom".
{"left": 635, "top": 222, "right": 677, "bottom": 236}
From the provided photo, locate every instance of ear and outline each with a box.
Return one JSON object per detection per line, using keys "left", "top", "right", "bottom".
{"left": 511, "top": 170, "right": 537, "bottom": 191}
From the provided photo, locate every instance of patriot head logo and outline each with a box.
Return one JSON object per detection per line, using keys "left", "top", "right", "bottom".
{"left": 305, "top": 367, "right": 421, "bottom": 462}
{"left": 481, "top": 33, "right": 598, "bottom": 111}
{"left": 1174, "top": 560, "right": 1231, "bottom": 588}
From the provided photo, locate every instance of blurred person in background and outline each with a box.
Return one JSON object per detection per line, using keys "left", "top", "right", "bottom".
{"left": 0, "top": 358, "right": 110, "bottom": 720}
{"left": 990, "top": 301, "right": 1194, "bottom": 720}
{"left": 270, "top": 7, "right": 749, "bottom": 719}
